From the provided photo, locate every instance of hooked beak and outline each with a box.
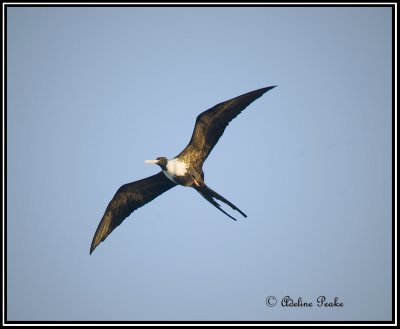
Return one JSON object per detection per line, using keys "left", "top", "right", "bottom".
{"left": 144, "top": 159, "right": 159, "bottom": 164}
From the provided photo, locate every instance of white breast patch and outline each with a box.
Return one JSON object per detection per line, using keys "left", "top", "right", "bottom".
{"left": 164, "top": 158, "right": 188, "bottom": 182}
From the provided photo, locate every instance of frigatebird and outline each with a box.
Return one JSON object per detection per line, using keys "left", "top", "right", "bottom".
{"left": 90, "top": 86, "right": 276, "bottom": 254}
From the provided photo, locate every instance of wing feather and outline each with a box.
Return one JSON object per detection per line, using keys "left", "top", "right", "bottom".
{"left": 90, "top": 172, "right": 176, "bottom": 254}
{"left": 176, "top": 86, "right": 276, "bottom": 171}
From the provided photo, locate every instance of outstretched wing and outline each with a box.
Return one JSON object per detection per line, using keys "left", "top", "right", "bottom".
{"left": 176, "top": 86, "right": 276, "bottom": 172}
{"left": 90, "top": 172, "right": 176, "bottom": 254}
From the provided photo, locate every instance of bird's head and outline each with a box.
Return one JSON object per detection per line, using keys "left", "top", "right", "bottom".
{"left": 144, "top": 157, "right": 168, "bottom": 170}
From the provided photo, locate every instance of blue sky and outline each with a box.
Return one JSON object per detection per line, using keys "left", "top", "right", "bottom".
{"left": 7, "top": 6, "right": 392, "bottom": 321}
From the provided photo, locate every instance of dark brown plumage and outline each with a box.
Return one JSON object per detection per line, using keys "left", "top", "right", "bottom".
{"left": 90, "top": 172, "right": 176, "bottom": 254}
{"left": 176, "top": 86, "right": 276, "bottom": 173}
{"left": 90, "top": 86, "right": 276, "bottom": 254}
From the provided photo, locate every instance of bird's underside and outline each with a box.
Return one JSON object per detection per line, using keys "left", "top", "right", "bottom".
{"left": 90, "top": 86, "right": 276, "bottom": 254}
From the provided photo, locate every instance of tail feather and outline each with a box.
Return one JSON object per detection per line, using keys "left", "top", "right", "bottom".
{"left": 195, "top": 184, "right": 247, "bottom": 220}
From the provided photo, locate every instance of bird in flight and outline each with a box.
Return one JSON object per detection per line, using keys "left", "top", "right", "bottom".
{"left": 90, "top": 86, "right": 276, "bottom": 254}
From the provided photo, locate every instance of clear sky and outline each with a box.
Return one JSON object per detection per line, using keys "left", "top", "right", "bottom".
{"left": 6, "top": 6, "right": 392, "bottom": 322}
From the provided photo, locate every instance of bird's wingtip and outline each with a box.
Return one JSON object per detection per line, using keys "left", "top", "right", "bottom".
{"left": 253, "top": 85, "right": 276, "bottom": 96}
{"left": 90, "top": 240, "right": 99, "bottom": 255}
{"left": 264, "top": 85, "right": 277, "bottom": 91}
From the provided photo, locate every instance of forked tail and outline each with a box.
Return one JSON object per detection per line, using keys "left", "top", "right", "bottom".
{"left": 194, "top": 184, "right": 247, "bottom": 221}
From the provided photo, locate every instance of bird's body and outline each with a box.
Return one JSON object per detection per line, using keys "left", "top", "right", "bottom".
{"left": 90, "top": 86, "right": 276, "bottom": 254}
{"left": 161, "top": 158, "right": 195, "bottom": 186}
